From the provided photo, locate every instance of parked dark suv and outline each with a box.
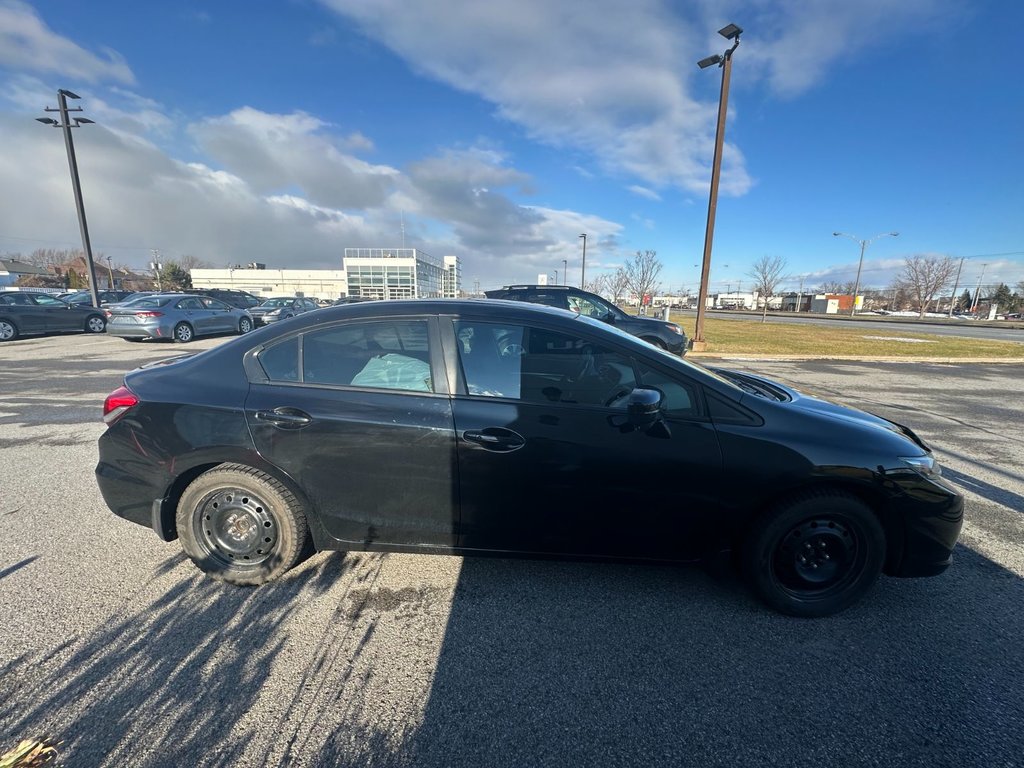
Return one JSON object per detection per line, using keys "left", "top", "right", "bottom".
{"left": 185, "top": 288, "right": 263, "bottom": 309}
{"left": 485, "top": 285, "right": 687, "bottom": 354}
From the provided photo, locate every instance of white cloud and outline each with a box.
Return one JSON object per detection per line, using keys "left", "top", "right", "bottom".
{"left": 0, "top": 1, "right": 135, "bottom": 85}
{"left": 628, "top": 185, "right": 662, "bottom": 202}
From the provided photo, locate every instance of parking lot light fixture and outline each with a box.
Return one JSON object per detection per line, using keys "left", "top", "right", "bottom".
{"left": 833, "top": 231, "right": 900, "bottom": 315}
{"left": 579, "top": 234, "right": 587, "bottom": 288}
{"left": 38, "top": 89, "right": 101, "bottom": 308}
{"left": 693, "top": 23, "right": 743, "bottom": 348}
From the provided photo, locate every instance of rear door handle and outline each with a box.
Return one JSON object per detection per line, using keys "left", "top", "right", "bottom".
{"left": 462, "top": 427, "right": 525, "bottom": 452}
{"left": 255, "top": 408, "right": 313, "bottom": 428}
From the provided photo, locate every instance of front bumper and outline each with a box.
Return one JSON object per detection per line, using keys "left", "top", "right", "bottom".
{"left": 886, "top": 471, "right": 964, "bottom": 577}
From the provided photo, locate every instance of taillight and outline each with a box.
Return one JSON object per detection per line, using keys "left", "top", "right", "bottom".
{"left": 134, "top": 311, "right": 164, "bottom": 318}
{"left": 103, "top": 385, "right": 139, "bottom": 426}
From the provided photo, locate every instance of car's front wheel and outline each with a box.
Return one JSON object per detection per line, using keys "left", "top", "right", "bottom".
{"left": 173, "top": 322, "right": 194, "bottom": 343}
{"left": 742, "top": 490, "right": 885, "bottom": 617}
{"left": 176, "top": 464, "right": 310, "bottom": 585}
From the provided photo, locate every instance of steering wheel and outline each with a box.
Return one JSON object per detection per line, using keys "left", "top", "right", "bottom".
{"left": 499, "top": 341, "right": 524, "bottom": 358}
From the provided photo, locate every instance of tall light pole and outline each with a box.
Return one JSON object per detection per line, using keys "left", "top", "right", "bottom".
{"left": 562, "top": 259, "right": 568, "bottom": 286}
{"left": 970, "top": 263, "right": 988, "bottom": 313}
{"left": 693, "top": 23, "right": 743, "bottom": 349}
{"left": 832, "top": 231, "right": 899, "bottom": 315}
{"left": 947, "top": 256, "right": 965, "bottom": 317}
{"left": 104, "top": 255, "right": 115, "bottom": 290}
{"left": 37, "top": 89, "right": 100, "bottom": 308}
{"left": 579, "top": 233, "right": 587, "bottom": 288}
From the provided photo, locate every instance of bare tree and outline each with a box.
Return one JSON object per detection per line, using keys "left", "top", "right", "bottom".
{"left": 584, "top": 273, "right": 609, "bottom": 298}
{"left": 747, "top": 255, "right": 788, "bottom": 322}
{"left": 623, "top": 250, "right": 663, "bottom": 310}
{"left": 607, "top": 267, "right": 630, "bottom": 306}
{"left": 177, "top": 254, "right": 210, "bottom": 271}
{"left": 899, "top": 255, "right": 959, "bottom": 318}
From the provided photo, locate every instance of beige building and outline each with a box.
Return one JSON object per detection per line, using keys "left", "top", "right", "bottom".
{"left": 190, "top": 268, "right": 348, "bottom": 300}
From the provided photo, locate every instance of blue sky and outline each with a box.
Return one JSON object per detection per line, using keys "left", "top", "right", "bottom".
{"left": 1, "top": 0, "right": 1022, "bottom": 294}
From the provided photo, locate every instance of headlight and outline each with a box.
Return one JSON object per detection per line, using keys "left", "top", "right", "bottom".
{"left": 267, "top": 309, "right": 281, "bottom": 316}
{"left": 665, "top": 324, "right": 683, "bottom": 335}
{"left": 899, "top": 455, "right": 941, "bottom": 476}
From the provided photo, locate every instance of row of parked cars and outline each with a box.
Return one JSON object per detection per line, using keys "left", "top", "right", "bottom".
{"left": 2, "top": 284, "right": 687, "bottom": 351}
{"left": 0, "top": 288, "right": 328, "bottom": 343}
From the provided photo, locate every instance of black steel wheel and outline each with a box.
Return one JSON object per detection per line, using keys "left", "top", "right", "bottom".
{"left": 173, "top": 322, "right": 194, "bottom": 343}
{"left": 176, "top": 464, "right": 310, "bottom": 585}
{"left": 85, "top": 314, "right": 106, "bottom": 333}
{"left": 0, "top": 319, "right": 18, "bottom": 341}
{"left": 742, "top": 490, "right": 885, "bottom": 617}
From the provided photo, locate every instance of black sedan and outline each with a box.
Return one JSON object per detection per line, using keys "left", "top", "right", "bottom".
{"left": 95, "top": 300, "right": 963, "bottom": 616}
{"left": 0, "top": 291, "right": 107, "bottom": 341}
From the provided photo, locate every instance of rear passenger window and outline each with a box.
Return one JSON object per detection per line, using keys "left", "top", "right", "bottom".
{"left": 257, "top": 321, "right": 432, "bottom": 392}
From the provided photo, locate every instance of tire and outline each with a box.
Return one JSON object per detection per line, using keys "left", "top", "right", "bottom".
{"left": 238, "top": 317, "right": 253, "bottom": 334}
{"left": 176, "top": 463, "right": 310, "bottom": 585}
{"left": 644, "top": 337, "right": 667, "bottom": 350}
{"left": 173, "top": 322, "right": 194, "bottom": 343}
{"left": 741, "top": 490, "right": 885, "bottom": 618}
{"left": 85, "top": 314, "right": 106, "bottom": 333}
{"left": 0, "top": 319, "right": 18, "bottom": 342}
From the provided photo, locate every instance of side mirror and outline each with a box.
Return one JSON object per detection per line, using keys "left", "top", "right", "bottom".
{"left": 603, "top": 311, "right": 616, "bottom": 324}
{"left": 627, "top": 386, "right": 662, "bottom": 428}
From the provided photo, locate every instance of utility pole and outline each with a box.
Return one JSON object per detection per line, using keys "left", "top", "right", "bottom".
{"left": 37, "top": 89, "right": 100, "bottom": 308}
{"left": 562, "top": 259, "right": 567, "bottom": 286}
{"left": 579, "top": 233, "right": 587, "bottom": 288}
{"left": 105, "top": 255, "right": 115, "bottom": 290}
{"left": 970, "top": 263, "right": 988, "bottom": 313}
{"left": 151, "top": 249, "right": 163, "bottom": 291}
{"left": 947, "top": 256, "right": 965, "bottom": 317}
{"left": 694, "top": 23, "right": 743, "bottom": 348}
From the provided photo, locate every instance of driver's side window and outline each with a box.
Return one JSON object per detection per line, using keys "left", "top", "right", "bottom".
{"left": 455, "top": 321, "right": 635, "bottom": 407}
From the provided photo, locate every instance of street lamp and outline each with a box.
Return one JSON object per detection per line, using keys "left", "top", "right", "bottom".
{"left": 562, "top": 259, "right": 568, "bottom": 286}
{"left": 579, "top": 233, "right": 587, "bottom": 288}
{"left": 832, "top": 231, "right": 899, "bottom": 315}
{"left": 693, "top": 23, "right": 743, "bottom": 349}
{"left": 37, "top": 89, "right": 101, "bottom": 308}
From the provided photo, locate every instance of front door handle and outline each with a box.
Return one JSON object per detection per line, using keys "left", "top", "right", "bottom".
{"left": 462, "top": 427, "right": 525, "bottom": 452}
{"left": 255, "top": 408, "right": 313, "bottom": 428}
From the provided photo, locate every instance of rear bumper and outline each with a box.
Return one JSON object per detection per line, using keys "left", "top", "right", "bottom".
{"left": 106, "top": 322, "right": 168, "bottom": 339}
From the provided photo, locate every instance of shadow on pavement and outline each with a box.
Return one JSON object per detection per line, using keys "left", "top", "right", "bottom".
{"left": 318, "top": 548, "right": 1023, "bottom": 768}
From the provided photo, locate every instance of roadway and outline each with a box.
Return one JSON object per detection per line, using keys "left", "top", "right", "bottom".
{"left": 688, "top": 309, "right": 1024, "bottom": 343}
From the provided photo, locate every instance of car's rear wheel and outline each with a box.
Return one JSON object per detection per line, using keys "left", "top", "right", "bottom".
{"left": 0, "top": 319, "right": 18, "bottom": 341}
{"left": 238, "top": 317, "right": 253, "bottom": 334}
{"left": 176, "top": 464, "right": 310, "bottom": 585}
{"left": 85, "top": 314, "right": 106, "bottom": 333}
{"left": 742, "top": 490, "right": 885, "bottom": 617}
{"left": 173, "top": 322, "right": 194, "bottom": 343}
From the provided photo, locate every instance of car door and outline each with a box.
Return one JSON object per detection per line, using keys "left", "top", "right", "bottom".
{"left": 244, "top": 316, "right": 459, "bottom": 548}
{"left": 201, "top": 297, "right": 235, "bottom": 332}
{"left": 0, "top": 293, "right": 47, "bottom": 334}
{"left": 175, "top": 296, "right": 212, "bottom": 334}
{"left": 447, "top": 316, "right": 726, "bottom": 559}
{"left": 32, "top": 294, "right": 80, "bottom": 331}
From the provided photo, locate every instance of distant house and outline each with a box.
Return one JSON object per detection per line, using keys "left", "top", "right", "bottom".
{"left": 0, "top": 259, "right": 49, "bottom": 288}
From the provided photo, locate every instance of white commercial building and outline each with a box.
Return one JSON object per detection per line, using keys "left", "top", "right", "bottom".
{"left": 191, "top": 268, "right": 348, "bottom": 300}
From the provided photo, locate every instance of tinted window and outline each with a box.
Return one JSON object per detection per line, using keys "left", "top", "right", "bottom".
{"left": 455, "top": 321, "right": 635, "bottom": 406}
{"left": 33, "top": 295, "right": 65, "bottom": 306}
{"left": 636, "top": 361, "right": 698, "bottom": 417}
{"left": 176, "top": 297, "right": 204, "bottom": 310}
{"left": 258, "top": 320, "right": 432, "bottom": 392}
{"left": 568, "top": 293, "right": 613, "bottom": 319}
{"left": 200, "top": 297, "right": 231, "bottom": 310}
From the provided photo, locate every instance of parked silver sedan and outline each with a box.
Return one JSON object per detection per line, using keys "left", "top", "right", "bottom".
{"left": 105, "top": 293, "right": 254, "bottom": 342}
{"left": 248, "top": 296, "right": 319, "bottom": 326}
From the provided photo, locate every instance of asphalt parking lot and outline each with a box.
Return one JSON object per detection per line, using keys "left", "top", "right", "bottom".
{"left": 1, "top": 333, "right": 1022, "bottom": 767}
